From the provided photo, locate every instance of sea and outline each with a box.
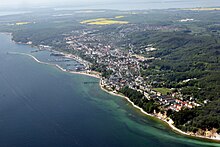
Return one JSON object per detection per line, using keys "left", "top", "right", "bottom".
{"left": 0, "top": 33, "right": 220, "bottom": 147}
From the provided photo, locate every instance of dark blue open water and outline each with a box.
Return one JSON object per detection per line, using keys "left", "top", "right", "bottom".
{"left": 0, "top": 33, "right": 219, "bottom": 147}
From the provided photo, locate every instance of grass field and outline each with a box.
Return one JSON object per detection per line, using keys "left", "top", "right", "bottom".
{"left": 153, "top": 88, "right": 171, "bottom": 95}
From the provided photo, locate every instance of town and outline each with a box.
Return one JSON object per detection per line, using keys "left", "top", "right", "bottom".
{"left": 64, "top": 25, "right": 201, "bottom": 113}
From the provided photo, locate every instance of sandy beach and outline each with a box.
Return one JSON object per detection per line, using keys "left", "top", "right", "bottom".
{"left": 99, "top": 80, "right": 220, "bottom": 142}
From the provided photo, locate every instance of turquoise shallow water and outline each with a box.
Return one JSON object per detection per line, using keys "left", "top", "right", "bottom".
{"left": 0, "top": 33, "right": 219, "bottom": 146}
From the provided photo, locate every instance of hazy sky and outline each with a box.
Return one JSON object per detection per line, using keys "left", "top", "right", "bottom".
{"left": 0, "top": 0, "right": 216, "bottom": 5}
{"left": 1, "top": 0, "right": 100, "bottom": 5}
{"left": 1, "top": 0, "right": 112, "bottom": 8}
{"left": 0, "top": 0, "right": 97, "bottom": 9}
{"left": 1, "top": 0, "right": 220, "bottom": 9}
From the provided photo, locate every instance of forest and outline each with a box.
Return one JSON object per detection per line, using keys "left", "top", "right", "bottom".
{"left": 125, "top": 19, "right": 220, "bottom": 132}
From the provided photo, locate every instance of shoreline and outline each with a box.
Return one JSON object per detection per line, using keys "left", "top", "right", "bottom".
{"left": 99, "top": 81, "right": 220, "bottom": 142}
{"left": 5, "top": 33, "right": 220, "bottom": 143}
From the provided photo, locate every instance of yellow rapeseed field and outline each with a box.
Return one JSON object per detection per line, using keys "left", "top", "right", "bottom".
{"left": 80, "top": 17, "right": 128, "bottom": 25}
{"left": 15, "top": 22, "right": 31, "bottom": 25}
{"left": 115, "top": 16, "right": 125, "bottom": 19}
{"left": 183, "top": 7, "right": 220, "bottom": 11}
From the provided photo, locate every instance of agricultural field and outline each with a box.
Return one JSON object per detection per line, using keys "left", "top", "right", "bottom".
{"left": 15, "top": 22, "right": 31, "bottom": 25}
{"left": 182, "top": 7, "right": 220, "bottom": 11}
{"left": 80, "top": 17, "right": 128, "bottom": 25}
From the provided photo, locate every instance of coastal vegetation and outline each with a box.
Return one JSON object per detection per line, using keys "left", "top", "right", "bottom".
{"left": 170, "top": 100, "right": 220, "bottom": 132}
{"left": 120, "top": 86, "right": 159, "bottom": 113}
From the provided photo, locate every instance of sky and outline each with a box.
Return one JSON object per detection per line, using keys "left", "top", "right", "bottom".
{"left": 0, "top": 0, "right": 210, "bottom": 5}
{"left": 1, "top": 0, "right": 97, "bottom": 6}
{"left": 1, "top": 0, "right": 220, "bottom": 10}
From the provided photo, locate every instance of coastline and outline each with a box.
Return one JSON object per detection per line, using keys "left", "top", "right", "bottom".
{"left": 5, "top": 33, "right": 220, "bottom": 142}
{"left": 99, "top": 81, "right": 220, "bottom": 142}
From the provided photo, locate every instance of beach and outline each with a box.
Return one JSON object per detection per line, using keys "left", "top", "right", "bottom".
{"left": 99, "top": 80, "right": 220, "bottom": 142}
